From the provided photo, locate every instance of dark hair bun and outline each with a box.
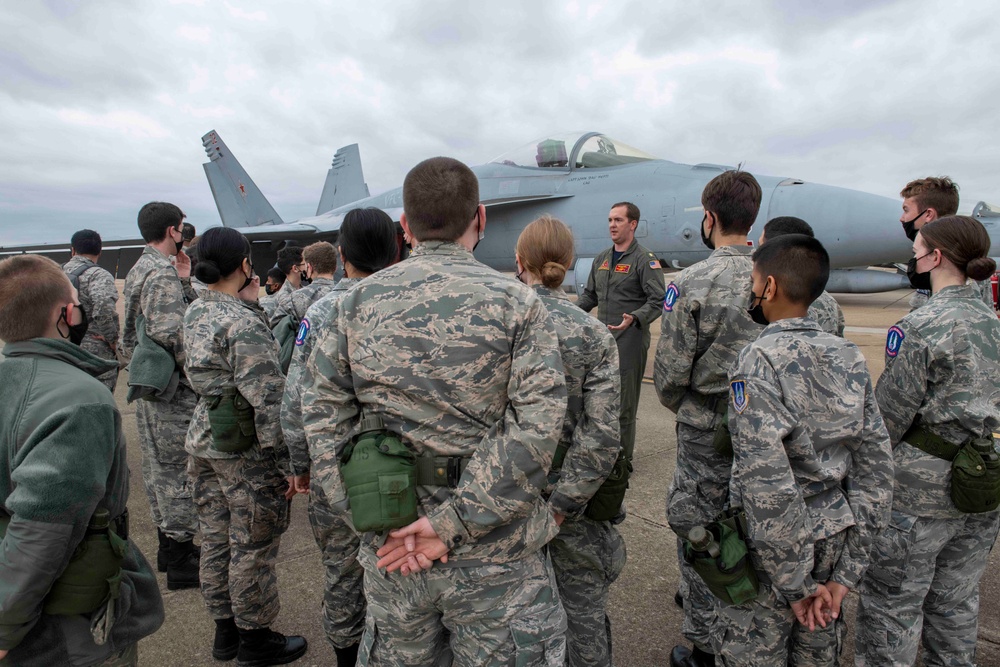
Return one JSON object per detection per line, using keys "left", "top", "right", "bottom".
{"left": 540, "top": 261, "right": 568, "bottom": 289}
{"left": 194, "top": 260, "right": 222, "bottom": 284}
{"left": 966, "top": 256, "right": 997, "bottom": 282}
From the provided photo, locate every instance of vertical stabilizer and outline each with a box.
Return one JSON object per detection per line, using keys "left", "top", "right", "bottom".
{"left": 201, "top": 130, "right": 283, "bottom": 227}
{"left": 316, "top": 144, "right": 370, "bottom": 215}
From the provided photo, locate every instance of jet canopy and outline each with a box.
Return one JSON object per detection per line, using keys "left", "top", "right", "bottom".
{"left": 489, "top": 132, "right": 657, "bottom": 170}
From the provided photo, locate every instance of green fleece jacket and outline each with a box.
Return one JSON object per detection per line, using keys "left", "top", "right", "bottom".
{"left": 0, "top": 338, "right": 163, "bottom": 666}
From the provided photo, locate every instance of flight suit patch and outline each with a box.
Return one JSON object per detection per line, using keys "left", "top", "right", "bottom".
{"left": 614, "top": 264, "right": 630, "bottom": 273}
{"left": 598, "top": 260, "right": 610, "bottom": 271}
{"left": 663, "top": 283, "right": 679, "bottom": 312}
{"left": 649, "top": 259, "right": 661, "bottom": 269}
{"left": 886, "top": 325, "right": 905, "bottom": 358}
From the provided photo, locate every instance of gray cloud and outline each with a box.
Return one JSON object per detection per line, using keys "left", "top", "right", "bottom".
{"left": 1, "top": 0, "right": 999, "bottom": 246}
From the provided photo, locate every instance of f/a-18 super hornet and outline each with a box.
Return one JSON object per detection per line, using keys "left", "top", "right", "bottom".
{"left": 199, "top": 129, "right": 999, "bottom": 294}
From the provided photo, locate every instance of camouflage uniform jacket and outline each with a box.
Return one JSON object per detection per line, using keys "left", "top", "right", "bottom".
{"left": 535, "top": 285, "right": 622, "bottom": 518}
{"left": 122, "top": 246, "right": 198, "bottom": 378}
{"left": 809, "top": 290, "right": 845, "bottom": 337}
{"left": 289, "top": 276, "right": 338, "bottom": 322}
{"left": 301, "top": 241, "right": 568, "bottom": 565}
{"left": 182, "top": 290, "right": 287, "bottom": 466}
{"left": 728, "top": 317, "right": 893, "bottom": 599}
{"left": 282, "top": 277, "right": 359, "bottom": 476}
{"left": 63, "top": 256, "right": 120, "bottom": 361}
{"left": 654, "top": 245, "right": 764, "bottom": 430}
{"left": 876, "top": 283, "right": 1000, "bottom": 518}
{"left": 259, "top": 292, "right": 279, "bottom": 321}
{"left": 269, "top": 279, "right": 297, "bottom": 327}
{"left": 577, "top": 239, "right": 666, "bottom": 346}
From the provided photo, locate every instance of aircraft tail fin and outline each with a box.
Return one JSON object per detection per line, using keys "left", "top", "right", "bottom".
{"left": 972, "top": 201, "right": 1000, "bottom": 257}
{"left": 202, "top": 130, "right": 284, "bottom": 228}
{"left": 316, "top": 144, "right": 370, "bottom": 215}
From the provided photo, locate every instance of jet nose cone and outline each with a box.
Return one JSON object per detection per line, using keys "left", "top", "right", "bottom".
{"left": 764, "top": 181, "right": 910, "bottom": 267}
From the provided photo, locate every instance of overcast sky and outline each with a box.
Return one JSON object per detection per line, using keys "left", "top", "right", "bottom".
{"left": 2, "top": 0, "right": 998, "bottom": 245}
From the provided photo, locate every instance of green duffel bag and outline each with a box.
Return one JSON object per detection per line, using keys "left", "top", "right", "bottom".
{"left": 584, "top": 453, "right": 632, "bottom": 522}
{"left": 951, "top": 437, "right": 1000, "bottom": 514}
{"left": 683, "top": 511, "right": 760, "bottom": 606}
{"left": 207, "top": 389, "right": 257, "bottom": 453}
{"left": 340, "top": 415, "right": 418, "bottom": 533}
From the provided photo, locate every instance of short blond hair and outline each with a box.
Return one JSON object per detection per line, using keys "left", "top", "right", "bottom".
{"left": 516, "top": 215, "right": 575, "bottom": 289}
{"left": 0, "top": 255, "right": 72, "bottom": 342}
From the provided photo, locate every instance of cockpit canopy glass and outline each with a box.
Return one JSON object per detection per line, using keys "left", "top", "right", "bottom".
{"left": 489, "top": 132, "right": 657, "bottom": 170}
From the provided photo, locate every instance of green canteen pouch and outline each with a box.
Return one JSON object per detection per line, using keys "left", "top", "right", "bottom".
{"left": 712, "top": 412, "right": 734, "bottom": 460}
{"left": 207, "top": 389, "right": 257, "bottom": 453}
{"left": 584, "top": 453, "right": 632, "bottom": 522}
{"left": 683, "top": 513, "right": 760, "bottom": 606}
{"left": 951, "top": 437, "right": 1000, "bottom": 513}
{"left": 340, "top": 424, "right": 418, "bottom": 533}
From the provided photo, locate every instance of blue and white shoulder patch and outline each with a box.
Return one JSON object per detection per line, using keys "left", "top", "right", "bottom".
{"left": 885, "top": 325, "right": 905, "bottom": 358}
{"left": 731, "top": 380, "right": 748, "bottom": 414}
{"left": 664, "top": 283, "right": 680, "bottom": 312}
{"left": 295, "top": 317, "right": 311, "bottom": 346}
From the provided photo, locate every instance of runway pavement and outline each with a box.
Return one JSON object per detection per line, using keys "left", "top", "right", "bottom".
{"left": 113, "top": 286, "right": 1000, "bottom": 665}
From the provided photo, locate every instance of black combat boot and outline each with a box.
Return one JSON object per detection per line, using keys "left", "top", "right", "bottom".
{"left": 670, "top": 645, "right": 716, "bottom": 667}
{"left": 334, "top": 643, "right": 359, "bottom": 667}
{"left": 166, "top": 537, "right": 200, "bottom": 591}
{"left": 156, "top": 528, "right": 169, "bottom": 573}
{"left": 213, "top": 617, "right": 240, "bottom": 661}
{"left": 236, "top": 628, "right": 308, "bottom": 667}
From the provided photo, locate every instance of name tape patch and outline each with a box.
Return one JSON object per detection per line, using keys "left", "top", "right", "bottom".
{"left": 886, "top": 325, "right": 905, "bottom": 358}
{"left": 664, "top": 283, "right": 680, "bottom": 312}
{"left": 295, "top": 317, "right": 311, "bottom": 346}
{"left": 731, "top": 380, "right": 749, "bottom": 414}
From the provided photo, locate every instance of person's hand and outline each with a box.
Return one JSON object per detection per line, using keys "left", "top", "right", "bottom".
{"left": 292, "top": 473, "right": 310, "bottom": 494}
{"left": 0, "top": 648, "right": 8, "bottom": 660}
{"left": 554, "top": 512, "right": 565, "bottom": 526}
{"left": 239, "top": 275, "right": 261, "bottom": 302}
{"left": 790, "top": 584, "right": 832, "bottom": 632}
{"left": 284, "top": 476, "right": 299, "bottom": 500}
{"left": 174, "top": 250, "right": 191, "bottom": 278}
{"left": 608, "top": 313, "right": 635, "bottom": 332}
{"left": 812, "top": 580, "right": 850, "bottom": 627}
{"left": 375, "top": 517, "right": 449, "bottom": 574}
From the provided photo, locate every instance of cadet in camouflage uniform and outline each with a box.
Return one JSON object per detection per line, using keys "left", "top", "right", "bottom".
{"left": 857, "top": 216, "right": 1000, "bottom": 667}
{"left": 281, "top": 208, "right": 399, "bottom": 667}
{"left": 182, "top": 227, "right": 307, "bottom": 665}
{"left": 516, "top": 215, "right": 625, "bottom": 667}
{"left": 268, "top": 246, "right": 305, "bottom": 327}
{"left": 899, "top": 177, "right": 994, "bottom": 311}
{"left": 577, "top": 201, "right": 665, "bottom": 463}
{"left": 259, "top": 267, "right": 286, "bottom": 321}
{"left": 301, "top": 158, "right": 569, "bottom": 666}
{"left": 717, "top": 235, "right": 893, "bottom": 666}
{"left": 654, "top": 171, "right": 765, "bottom": 667}
{"left": 121, "top": 202, "right": 200, "bottom": 590}
{"left": 63, "top": 229, "right": 121, "bottom": 390}
{"left": 758, "top": 217, "right": 846, "bottom": 337}
{"left": 288, "top": 241, "right": 340, "bottom": 321}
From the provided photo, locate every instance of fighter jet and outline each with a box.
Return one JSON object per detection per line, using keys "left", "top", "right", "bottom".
{"left": 203, "top": 129, "right": 999, "bottom": 294}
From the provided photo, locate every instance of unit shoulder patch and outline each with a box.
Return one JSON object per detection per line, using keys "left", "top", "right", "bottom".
{"left": 731, "top": 380, "right": 749, "bottom": 414}
{"left": 664, "top": 283, "right": 680, "bottom": 312}
{"left": 295, "top": 317, "right": 311, "bottom": 346}
{"left": 886, "top": 325, "right": 905, "bottom": 358}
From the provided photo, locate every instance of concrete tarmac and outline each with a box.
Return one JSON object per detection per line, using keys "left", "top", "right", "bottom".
{"left": 115, "top": 286, "right": 1000, "bottom": 666}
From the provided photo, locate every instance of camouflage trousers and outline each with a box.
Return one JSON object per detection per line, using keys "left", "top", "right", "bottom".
{"left": 357, "top": 547, "right": 567, "bottom": 666}
{"left": 615, "top": 326, "right": 648, "bottom": 461}
{"left": 855, "top": 508, "right": 1000, "bottom": 667}
{"left": 548, "top": 515, "right": 627, "bottom": 667}
{"left": 134, "top": 385, "right": 198, "bottom": 541}
{"left": 667, "top": 421, "right": 732, "bottom": 652}
{"left": 188, "top": 453, "right": 291, "bottom": 630}
{"left": 308, "top": 480, "right": 365, "bottom": 649}
{"left": 717, "top": 531, "right": 847, "bottom": 666}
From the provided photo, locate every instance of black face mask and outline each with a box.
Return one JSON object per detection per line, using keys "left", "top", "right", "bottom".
{"left": 59, "top": 305, "right": 89, "bottom": 345}
{"left": 901, "top": 210, "right": 927, "bottom": 242}
{"left": 906, "top": 253, "right": 933, "bottom": 290}
{"left": 747, "top": 288, "right": 769, "bottom": 326}
{"left": 240, "top": 263, "right": 254, "bottom": 292}
{"left": 265, "top": 284, "right": 279, "bottom": 296}
{"left": 515, "top": 263, "right": 526, "bottom": 284}
{"left": 700, "top": 214, "right": 715, "bottom": 250}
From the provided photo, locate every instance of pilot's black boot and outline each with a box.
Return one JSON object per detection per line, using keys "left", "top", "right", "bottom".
{"left": 165, "top": 537, "right": 200, "bottom": 591}
{"left": 670, "top": 645, "right": 716, "bottom": 667}
{"left": 236, "top": 628, "right": 308, "bottom": 667}
{"left": 213, "top": 617, "right": 239, "bottom": 661}
{"left": 334, "top": 643, "right": 359, "bottom": 667}
{"left": 156, "top": 529, "right": 169, "bottom": 573}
